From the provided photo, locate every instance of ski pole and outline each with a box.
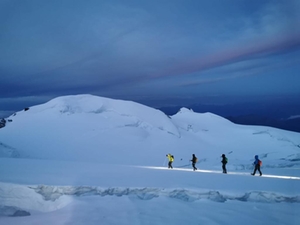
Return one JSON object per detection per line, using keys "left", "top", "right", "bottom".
{"left": 163, "top": 157, "right": 167, "bottom": 166}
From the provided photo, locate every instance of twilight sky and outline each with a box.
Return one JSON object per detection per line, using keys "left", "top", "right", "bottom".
{"left": 1, "top": 0, "right": 300, "bottom": 117}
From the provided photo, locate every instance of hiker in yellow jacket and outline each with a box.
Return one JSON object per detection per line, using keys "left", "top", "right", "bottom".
{"left": 166, "top": 153, "right": 174, "bottom": 169}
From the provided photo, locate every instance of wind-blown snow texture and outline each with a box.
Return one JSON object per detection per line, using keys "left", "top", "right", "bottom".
{"left": 0, "top": 94, "right": 299, "bottom": 225}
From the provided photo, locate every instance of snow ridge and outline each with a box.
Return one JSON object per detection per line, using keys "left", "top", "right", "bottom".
{"left": 31, "top": 185, "right": 300, "bottom": 204}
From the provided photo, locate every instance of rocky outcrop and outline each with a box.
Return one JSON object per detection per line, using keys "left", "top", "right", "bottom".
{"left": 0, "top": 118, "right": 6, "bottom": 129}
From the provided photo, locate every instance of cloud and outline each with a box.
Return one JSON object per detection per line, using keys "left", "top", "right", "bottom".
{"left": 286, "top": 115, "right": 300, "bottom": 120}
{"left": 0, "top": 0, "right": 150, "bottom": 75}
{"left": 156, "top": 31, "right": 300, "bottom": 77}
{"left": 0, "top": 0, "right": 299, "bottom": 107}
{"left": 151, "top": 0, "right": 300, "bottom": 79}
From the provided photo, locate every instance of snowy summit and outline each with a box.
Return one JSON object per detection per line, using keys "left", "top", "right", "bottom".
{"left": 0, "top": 94, "right": 300, "bottom": 225}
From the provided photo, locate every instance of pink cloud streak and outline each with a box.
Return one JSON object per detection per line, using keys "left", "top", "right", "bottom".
{"left": 154, "top": 32, "right": 300, "bottom": 78}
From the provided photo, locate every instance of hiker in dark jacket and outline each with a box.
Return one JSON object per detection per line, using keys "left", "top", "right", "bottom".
{"left": 221, "top": 154, "right": 227, "bottom": 174}
{"left": 251, "top": 155, "right": 262, "bottom": 176}
{"left": 190, "top": 154, "right": 197, "bottom": 171}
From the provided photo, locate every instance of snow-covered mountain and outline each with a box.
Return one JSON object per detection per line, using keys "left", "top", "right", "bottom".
{"left": 1, "top": 94, "right": 300, "bottom": 225}
{"left": 1, "top": 94, "right": 299, "bottom": 169}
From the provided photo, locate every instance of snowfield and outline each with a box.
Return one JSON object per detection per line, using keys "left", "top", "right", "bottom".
{"left": 0, "top": 94, "right": 299, "bottom": 225}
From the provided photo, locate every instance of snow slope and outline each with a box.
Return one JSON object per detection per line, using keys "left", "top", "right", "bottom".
{"left": 1, "top": 94, "right": 299, "bottom": 169}
{"left": 0, "top": 94, "right": 299, "bottom": 225}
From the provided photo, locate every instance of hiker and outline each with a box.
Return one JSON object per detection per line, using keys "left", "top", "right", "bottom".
{"left": 221, "top": 154, "right": 227, "bottom": 174}
{"left": 166, "top": 153, "right": 174, "bottom": 169}
{"left": 190, "top": 154, "right": 198, "bottom": 171}
{"left": 251, "top": 155, "right": 262, "bottom": 176}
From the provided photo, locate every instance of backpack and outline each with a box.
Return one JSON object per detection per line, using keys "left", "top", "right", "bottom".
{"left": 195, "top": 157, "right": 198, "bottom": 162}
{"left": 171, "top": 155, "right": 174, "bottom": 159}
{"left": 225, "top": 157, "right": 228, "bottom": 163}
{"left": 258, "top": 160, "right": 262, "bottom": 166}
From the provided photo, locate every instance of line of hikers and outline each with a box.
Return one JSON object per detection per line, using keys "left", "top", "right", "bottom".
{"left": 166, "top": 153, "right": 263, "bottom": 176}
